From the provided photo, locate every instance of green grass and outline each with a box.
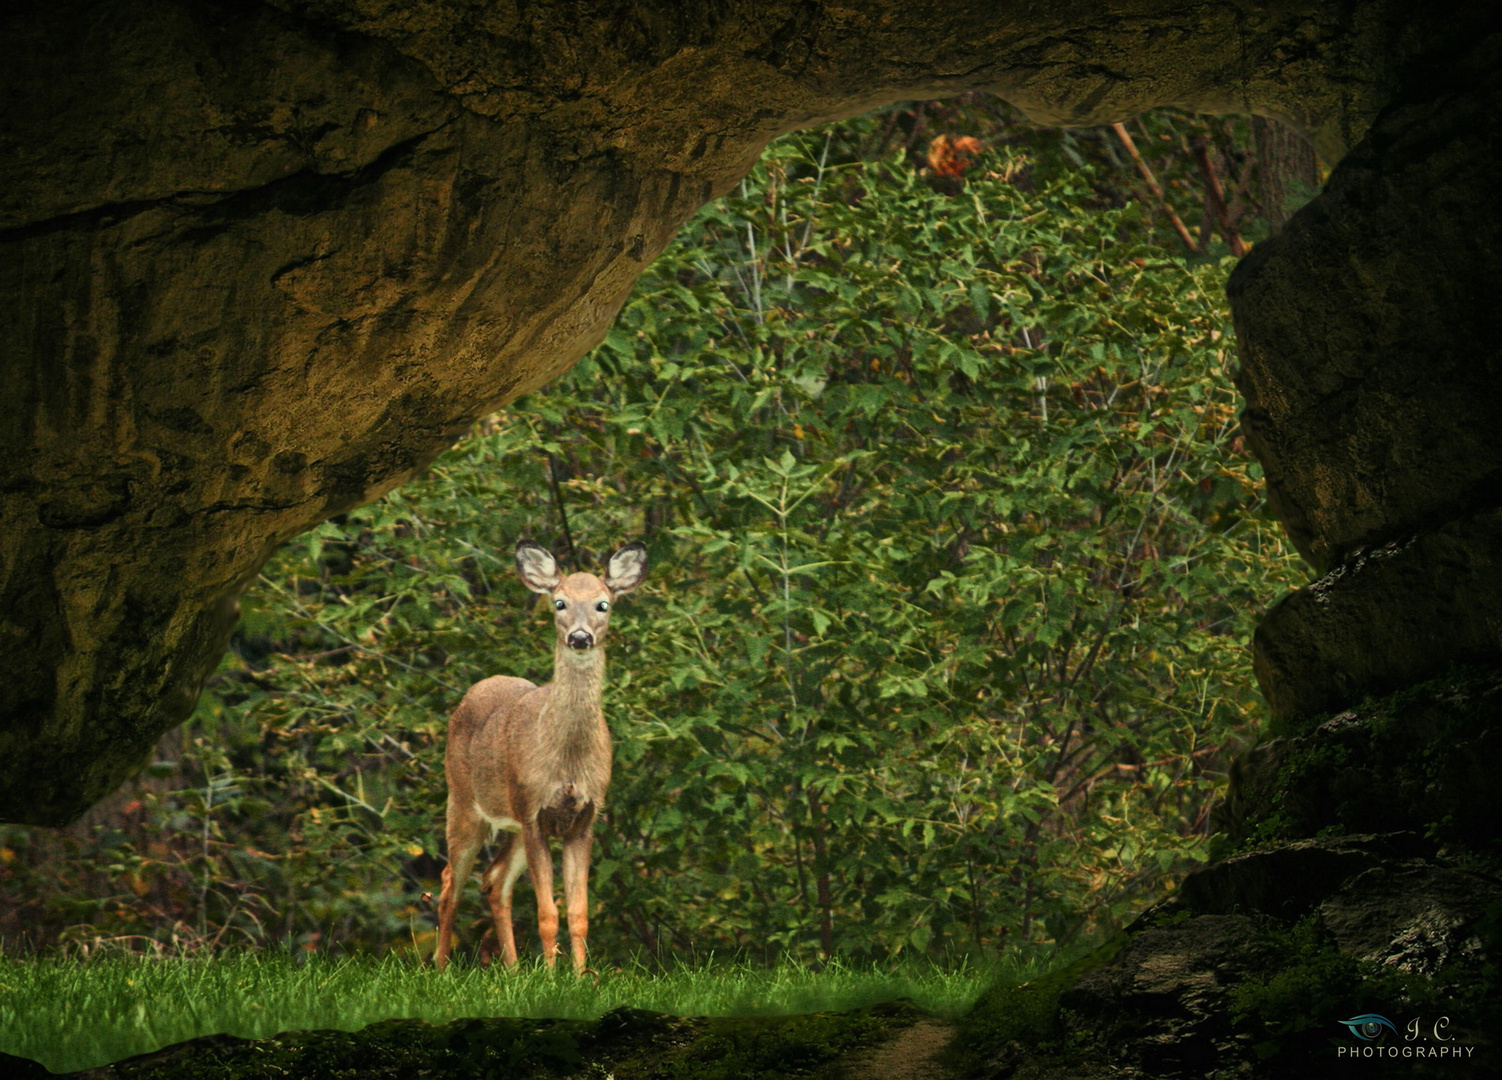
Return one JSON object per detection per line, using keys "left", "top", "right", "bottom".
{"left": 0, "top": 948, "right": 1044, "bottom": 1073}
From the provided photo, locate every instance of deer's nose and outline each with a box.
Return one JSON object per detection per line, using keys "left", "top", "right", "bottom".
{"left": 567, "top": 629, "right": 594, "bottom": 650}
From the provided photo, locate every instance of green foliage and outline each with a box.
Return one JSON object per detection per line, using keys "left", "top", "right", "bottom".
{"left": 0, "top": 108, "right": 1301, "bottom": 967}
{"left": 1230, "top": 919, "right": 1374, "bottom": 1036}
{"left": 1227, "top": 917, "right": 1445, "bottom": 1070}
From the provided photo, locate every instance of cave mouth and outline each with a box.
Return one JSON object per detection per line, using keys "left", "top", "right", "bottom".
{"left": 1, "top": 100, "right": 1312, "bottom": 969}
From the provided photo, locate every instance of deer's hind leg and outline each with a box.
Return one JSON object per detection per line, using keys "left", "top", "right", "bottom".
{"left": 434, "top": 801, "right": 486, "bottom": 970}
{"left": 481, "top": 831, "right": 528, "bottom": 967}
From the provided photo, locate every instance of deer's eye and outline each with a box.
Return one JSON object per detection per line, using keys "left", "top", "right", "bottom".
{"left": 596, "top": 600, "right": 610, "bottom": 612}
{"left": 553, "top": 599, "right": 566, "bottom": 611}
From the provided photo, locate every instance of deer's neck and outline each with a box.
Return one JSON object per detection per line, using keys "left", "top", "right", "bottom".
{"left": 547, "top": 644, "right": 606, "bottom": 727}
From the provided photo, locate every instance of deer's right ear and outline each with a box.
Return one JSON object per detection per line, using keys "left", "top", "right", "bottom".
{"left": 515, "top": 541, "right": 561, "bottom": 594}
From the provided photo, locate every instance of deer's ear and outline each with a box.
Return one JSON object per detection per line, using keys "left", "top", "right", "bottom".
{"left": 515, "top": 541, "right": 561, "bottom": 594}
{"left": 604, "top": 541, "right": 648, "bottom": 595}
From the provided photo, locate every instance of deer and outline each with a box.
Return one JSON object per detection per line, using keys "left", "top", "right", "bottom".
{"left": 432, "top": 539, "right": 648, "bottom": 973}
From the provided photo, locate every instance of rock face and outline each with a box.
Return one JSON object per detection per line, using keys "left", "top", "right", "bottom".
{"left": 7, "top": 1003, "right": 929, "bottom": 1078}
{"left": 1214, "top": 670, "right": 1502, "bottom": 850}
{"left": 1229, "top": 33, "right": 1502, "bottom": 724}
{"left": 5, "top": 0, "right": 1483, "bottom": 825}
{"left": 1053, "top": 841, "right": 1502, "bottom": 1079}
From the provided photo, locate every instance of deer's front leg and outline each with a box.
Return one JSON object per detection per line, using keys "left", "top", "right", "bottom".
{"left": 561, "top": 831, "right": 594, "bottom": 975}
{"left": 522, "top": 823, "right": 559, "bottom": 967}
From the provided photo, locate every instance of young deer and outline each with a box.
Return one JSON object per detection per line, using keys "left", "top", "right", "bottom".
{"left": 433, "top": 539, "right": 648, "bottom": 973}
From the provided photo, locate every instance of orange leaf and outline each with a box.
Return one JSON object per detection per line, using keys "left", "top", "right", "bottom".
{"left": 928, "top": 135, "right": 983, "bottom": 179}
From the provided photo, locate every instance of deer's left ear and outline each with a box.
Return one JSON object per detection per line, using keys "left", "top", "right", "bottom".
{"left": 604, "top": 541, "right": 648, "bottom": 595}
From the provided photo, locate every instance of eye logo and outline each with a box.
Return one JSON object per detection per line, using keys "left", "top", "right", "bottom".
{"left": 1339, "top": 1014, "right": 1397, "bottom": 1041}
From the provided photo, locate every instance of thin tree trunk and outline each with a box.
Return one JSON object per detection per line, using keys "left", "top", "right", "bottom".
{"left": 807, "top": 788, "right": 835, "bottom": 959}
{"left": 1189, "top": 137, "right": 1248, "bottom": 256}
{"left": 1110, "top": 122, "right": 1198, "bottom": 253}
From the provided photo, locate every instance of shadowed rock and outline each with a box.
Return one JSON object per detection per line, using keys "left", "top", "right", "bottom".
{"left": 1230, "top": 34, "right": 1502, "bottom": 723}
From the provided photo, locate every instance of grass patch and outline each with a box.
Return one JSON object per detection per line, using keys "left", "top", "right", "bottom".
{"left": 0, "top": 947, "right": 1044, "bottom": 1073}
{"left": 945, "top": 933, "right": 1127, "bottom": 1075}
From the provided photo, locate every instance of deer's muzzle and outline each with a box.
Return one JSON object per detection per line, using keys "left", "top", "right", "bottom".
{"left": 567, "top": 630, "right": 594, "bottom": 650}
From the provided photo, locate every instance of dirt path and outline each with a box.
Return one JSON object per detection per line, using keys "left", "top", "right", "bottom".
{"left": 847, "top": 1017, "right": 961, "bottom": 1080}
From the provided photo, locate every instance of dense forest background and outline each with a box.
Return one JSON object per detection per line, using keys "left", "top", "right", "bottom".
{"left": 0, "top": 100, "right": 1316, "bottom": 967}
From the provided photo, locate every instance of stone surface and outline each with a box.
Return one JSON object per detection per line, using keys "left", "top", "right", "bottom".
{"left": 6, "top": 0, "right": 1482, "bottom": 825}
{"left": 1057, "top": 914, "right": 1278, "bottom": 1077}
{"left": 1252, "top": 513, "right": 1502, "bottom": 723}
{"left": 1320, "top": 862, "right": 1496, "bottom": 975}
{"left": 1230, "top": 33, "right": 1502, "bottom": 572}
{"left": 12, "top": 1002, "right": 926, "bottom": 1078}
{"left": 1000, "top": 844, "right": 1502, "bottom": 1077}
{"left": 1179, "top": 832, "right": 1430, "bottom": 919}
{"left": 1229, "top": 30, "right": 1502, "bottom": 723}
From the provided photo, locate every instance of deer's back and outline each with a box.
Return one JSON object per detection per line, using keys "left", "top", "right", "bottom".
{"left": 448, "top": 675, "right": 539, "bottom": 747}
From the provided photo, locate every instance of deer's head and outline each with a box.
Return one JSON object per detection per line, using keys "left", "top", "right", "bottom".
{"left": 515, "top": 541, "right": 648, "bottom": 656}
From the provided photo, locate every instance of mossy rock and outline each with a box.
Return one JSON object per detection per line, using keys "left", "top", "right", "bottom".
{"left": 1215, "top": 664, "right": 1502, "bottom": 853}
